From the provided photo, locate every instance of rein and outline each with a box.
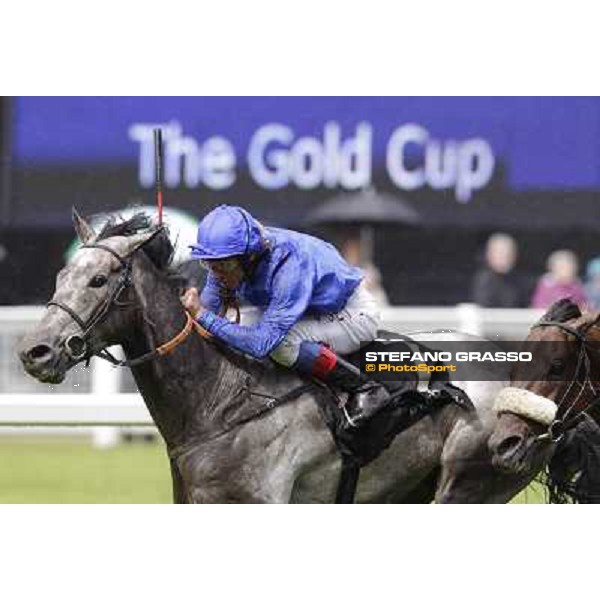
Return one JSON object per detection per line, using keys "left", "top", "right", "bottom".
{"left": 99, "top": 312, "right": 211, "bottom": 368}
{"left": 53, "top": 233, "right": 315, "bottom": 456}
{"left": 48, "top": 238, "right": 211, "bottom": 369}
{"left": 532, "top": 319, "right": 600, "bottom": 442}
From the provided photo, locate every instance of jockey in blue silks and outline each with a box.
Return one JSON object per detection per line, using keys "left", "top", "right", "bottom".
{"left": 186, "top": 204, "right": 390, "bottom": 426}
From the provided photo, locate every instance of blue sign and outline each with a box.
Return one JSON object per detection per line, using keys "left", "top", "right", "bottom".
{"left": 13, "top": 97, "right": 600, "bottom": 201}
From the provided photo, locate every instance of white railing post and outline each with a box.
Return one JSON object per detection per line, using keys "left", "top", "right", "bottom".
{"left": 90, "top": 348, "right": 123, "bottom": 448}
{"left": 456, "top": 303, "right": 483, "bottom": 336}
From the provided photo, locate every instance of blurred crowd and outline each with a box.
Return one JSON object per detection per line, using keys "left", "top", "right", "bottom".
{"left": 469, "top": 232, "right": 600, "bottom": 310}
{"left": 339, "top": 229, "right": 600, "bottom": 311}
{"left": 2, "top": 222, "right": 600, "bottom": 311}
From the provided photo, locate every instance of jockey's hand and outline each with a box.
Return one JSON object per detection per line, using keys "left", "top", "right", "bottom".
{"left": 181, "top": 287, "right": 201, "bottom": 318}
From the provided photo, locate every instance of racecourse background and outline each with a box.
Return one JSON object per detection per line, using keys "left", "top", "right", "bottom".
{"left": 3, "top": 97, "right": 600, "bottom": 307}
{"left": 2, "top": 96, "right": 599, "bottom": 502}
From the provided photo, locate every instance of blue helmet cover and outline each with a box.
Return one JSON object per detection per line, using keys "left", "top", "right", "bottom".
{"left": 189, "top": 205, "right": 263, "bottom": 260}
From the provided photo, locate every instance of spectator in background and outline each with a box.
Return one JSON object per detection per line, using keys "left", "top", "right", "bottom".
{"left": 341, "top": 236, "right": 389, "bottom": 306}
{"left": 530, "top": 249, "right": 587, "bottom": 309}
{"left": 584, "top": 257, "right": 600, "bottom": 310}
{"left": 471, "top": 233, "right": 522, "bottom": 307}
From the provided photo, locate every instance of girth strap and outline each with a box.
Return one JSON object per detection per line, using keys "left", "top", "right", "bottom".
{"left": 335, "top": 458, "right": 360, "bottom": 504}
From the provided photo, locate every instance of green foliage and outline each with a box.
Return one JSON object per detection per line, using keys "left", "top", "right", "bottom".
{"left": 511, "top": 481, "right": 547, "bottom": 504}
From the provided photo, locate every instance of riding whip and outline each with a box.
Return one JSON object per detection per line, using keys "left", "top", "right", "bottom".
{"left": 153, "top": 128, "right": 164, "bottom": 226}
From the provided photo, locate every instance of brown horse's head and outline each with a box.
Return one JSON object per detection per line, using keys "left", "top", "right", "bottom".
{"left": 489, "top": 299, "right": 600, "bottom": 479}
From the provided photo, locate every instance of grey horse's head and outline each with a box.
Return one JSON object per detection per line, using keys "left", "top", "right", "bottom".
{"left": 18, "top": 209, "right": 166, "bottom": 384}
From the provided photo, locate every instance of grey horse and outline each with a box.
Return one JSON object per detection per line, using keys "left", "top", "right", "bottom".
{"left": 18, "top": 211, "right": 528, "bottom": 503}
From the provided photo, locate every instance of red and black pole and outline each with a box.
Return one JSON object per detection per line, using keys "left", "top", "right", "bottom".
{"left": 153, "top": 128, "right": 164, "bottom": 226}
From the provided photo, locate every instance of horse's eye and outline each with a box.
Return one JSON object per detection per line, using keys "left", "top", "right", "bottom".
{"left": 549, "top": 359, "right": 565, "bottom": 375}
{"left": 89, "top": 274, "right": 108, "bottom": 288}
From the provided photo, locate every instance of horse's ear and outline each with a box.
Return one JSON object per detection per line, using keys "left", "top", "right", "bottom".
{"left": 128, "top": 228, "right": 173, "bottom": 269}
{"left": 72, "top": 207, "right": 95, "bottom": 244}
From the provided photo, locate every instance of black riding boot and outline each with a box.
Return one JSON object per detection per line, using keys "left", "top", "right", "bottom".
{"left": 325, "top": 355, "right": 392, "bottom": 428}
{"left": 293, "top": 341, "right": 392, "bottom": 428}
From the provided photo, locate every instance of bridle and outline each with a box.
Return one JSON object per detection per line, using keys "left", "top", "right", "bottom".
{"left": 47, "top": 234, "right": 209, "bottom": 368}
{"left": 532, "top": 318, "right": 600, "bottom": 442}
{"left": 48, "top": 231, "right": 314, "bottom": 456}
{"left": 48, "top": 242, "right": 131, "bottom": 362}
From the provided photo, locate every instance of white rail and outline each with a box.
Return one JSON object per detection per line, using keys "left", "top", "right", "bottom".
{"left": 0, "top": 304, "right": 543, "bottom": 435}
{"left": 0, "top": 394, "right": 151, "bottom": 426}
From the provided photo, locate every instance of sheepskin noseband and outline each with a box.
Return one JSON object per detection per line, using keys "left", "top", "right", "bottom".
{"left": 493, "top": 387, "right": 558, "bottom": 426}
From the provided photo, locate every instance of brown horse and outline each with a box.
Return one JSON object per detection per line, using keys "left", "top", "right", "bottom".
{"left": 488, "top": 299, "right": 600, "bottom": 502}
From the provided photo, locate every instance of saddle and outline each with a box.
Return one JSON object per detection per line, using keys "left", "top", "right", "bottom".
{"left": 204, "top": 329, "right": 473, "bottom": 503}
{"left": 315, "top": 330, "right": 473, "bottom": 503}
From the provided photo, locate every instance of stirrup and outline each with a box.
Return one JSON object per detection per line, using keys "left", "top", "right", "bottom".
{"left": 341, "top": 403, "right": 359, "bottom": 429}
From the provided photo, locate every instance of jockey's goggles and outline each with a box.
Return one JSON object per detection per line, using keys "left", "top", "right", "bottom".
{"left": 200, "top": 257, "right": 242, "bottom": 275}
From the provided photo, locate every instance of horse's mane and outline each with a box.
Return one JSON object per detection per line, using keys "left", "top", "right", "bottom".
{"left": 540, "top": 298, "right": 582, "bottom": 324}
{"left": 97, "top": 213, "right": 153, "bottom": 241}
{"left": 541, "top": 415, "right": 600, "bottom": 503}
{"left": 96, "top": 212, "right": 176, "bottom": 274}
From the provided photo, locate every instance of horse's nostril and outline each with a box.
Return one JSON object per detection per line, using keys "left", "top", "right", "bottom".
{"left": 65, "top": 335, "right": 86, "bottom": 359}
{"left": 27, "top": 344, "right": 53, "bottom": 361}
{"left": 496, "top": 435, "right": 523, "bottom": 459}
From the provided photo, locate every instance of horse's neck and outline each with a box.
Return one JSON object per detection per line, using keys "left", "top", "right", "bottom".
{"left": 121, "top": 256, "right": 232, "bottom": 448}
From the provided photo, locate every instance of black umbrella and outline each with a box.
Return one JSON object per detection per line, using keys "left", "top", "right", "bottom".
{"left": 304, "top": 188, "right": 420, "bottom": 261}
{"left": 305, "top": 187, "right": 420, "bottom": 227}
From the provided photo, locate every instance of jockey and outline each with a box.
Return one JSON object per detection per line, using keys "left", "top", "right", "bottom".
{"left": 184, "top": 204, "right": 390, "bottom": 426}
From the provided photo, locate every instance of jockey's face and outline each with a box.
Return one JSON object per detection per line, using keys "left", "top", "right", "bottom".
{"left": 203, "top": 257, "right": 245, "bottom": 289}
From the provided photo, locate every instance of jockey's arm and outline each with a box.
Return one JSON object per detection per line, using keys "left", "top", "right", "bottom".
{"left": 181, "top": 271, "right": 222, "bottom": 317}
{"left": 196, "top": 252, "right": 313, "bottom": 359}
{"left": 199, "top": 271, "right": 225, "bottom": 312}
